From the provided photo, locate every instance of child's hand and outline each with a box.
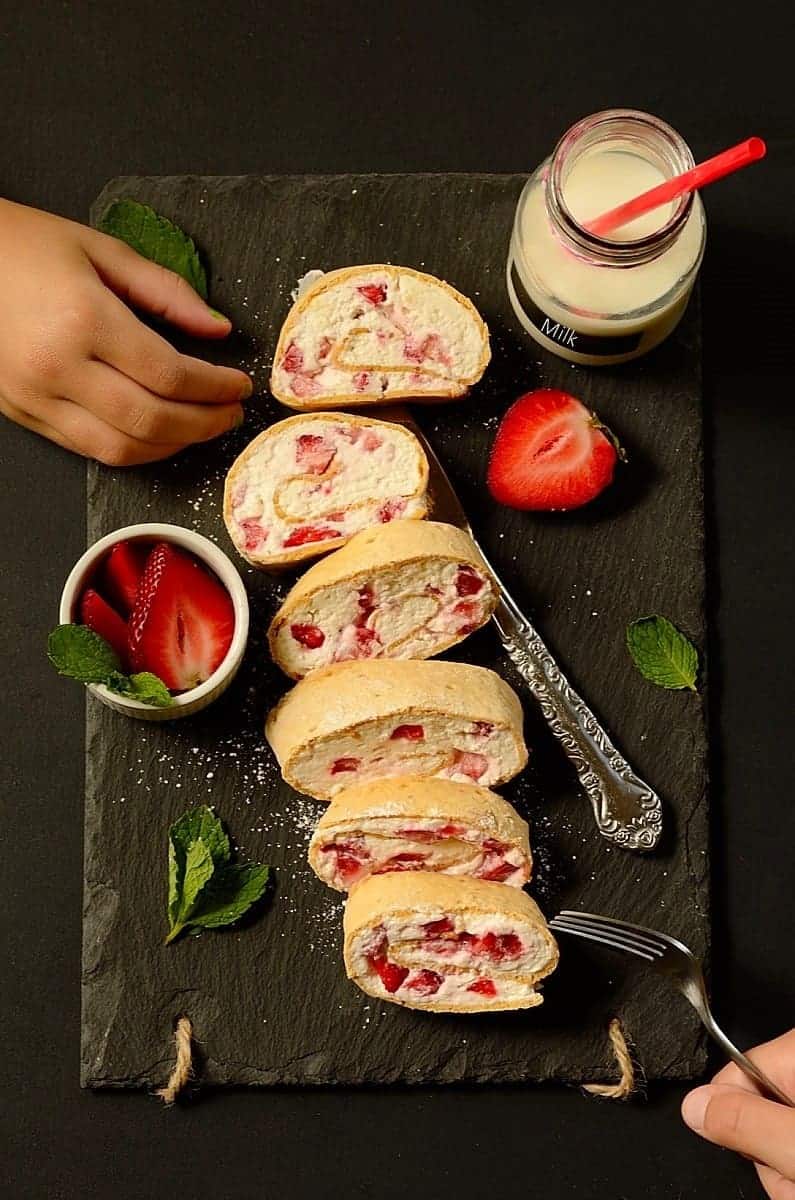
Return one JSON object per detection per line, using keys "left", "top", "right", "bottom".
{"left": 0, "top": 199, "right": 252, "bottom": 465}
{"left": 682, "top": 1029, "right": 795, "bottom": 1198}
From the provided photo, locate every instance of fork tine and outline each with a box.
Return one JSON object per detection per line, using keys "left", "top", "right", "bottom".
{"left": 558, "top": 910, "right": 670, "bottom": 954}
{"left": 551, "top": 915, "right": 665, "bottom": 959}
{"left": 548, "top": 919, "right": 657, "bottom": 962}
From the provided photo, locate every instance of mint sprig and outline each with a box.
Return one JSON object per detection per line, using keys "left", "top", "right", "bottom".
{"left": 165, "top": 806, "right": 270, "bottom": 944}
{"left": 626, "top": 615, "right": 699, "bottom": 692}
{"left": 98, "top": 199, "right": 208, "bottom": 299}
{"left": 47, "top": 624, "right": 172, "bottom": 707}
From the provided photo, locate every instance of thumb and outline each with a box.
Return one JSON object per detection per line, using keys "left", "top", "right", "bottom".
{"left": 87, "top": 229, "right": 233, "bottom": 339}
{"left": 682, "top": 1084, "right": 795, "bottom": 1179}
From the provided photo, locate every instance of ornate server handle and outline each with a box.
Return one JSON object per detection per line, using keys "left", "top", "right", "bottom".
{"left": 484, "top": 556, "right": 662, "bottom": 851}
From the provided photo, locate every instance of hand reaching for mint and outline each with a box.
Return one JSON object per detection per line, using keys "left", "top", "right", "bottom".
{"left": 0, "top": 198, "right": 251, "bottom": 465}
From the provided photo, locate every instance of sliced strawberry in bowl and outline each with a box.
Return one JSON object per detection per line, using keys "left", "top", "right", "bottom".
{"left": 100, "top": 540, "right": 148, "bottom": 614}
{"left": 128, "top": 543, "right": 235, "bottom": 692}
{"left": 487, "top": 389, "right": 623, "bottom": 511}
{"left": 79, "top": 588, "right": 130, "bottom": 669}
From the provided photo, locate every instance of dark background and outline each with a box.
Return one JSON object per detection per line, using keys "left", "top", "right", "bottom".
{"left": 1, "top": 3, "right": 792, "bottom": 1198}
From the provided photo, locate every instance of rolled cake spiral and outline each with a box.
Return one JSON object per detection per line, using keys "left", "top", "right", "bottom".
{"left": 343, "top": 872, "right": 558, "bottom": 1012}
{"left": 224, "top": 412, "right": 429, "bottom": 568}
{"left": 309, "top": 777, "right": 531, "bottom": 891}
{"left": 265, "top": 659, "right": 528, "bottom": 801}
{"left": 268, "top": 520, "right": 498, "bottom": 678}
{"left": 271, "top": 265, "right": 490, "bottom": 410}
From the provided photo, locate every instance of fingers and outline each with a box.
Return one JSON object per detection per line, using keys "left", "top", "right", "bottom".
{"left": 75, "top": 361, "right": 242, "bottom": 446}
{"left": 11, "top": 395, "right": 186, "bottom": 466}
{"left": 1, "top": 397, "right": 81, "bottom": 457}
{"left": 92, "top": 288, "right": 252, "bottom": 405}
{"left": 757, "top": 1163, "right": 795, "bottom": 1200}
{"left": 87, "top": 227, "right": 233, "bottom": 338}
{"left": 682, "top": 1083, "right": 795, "bottom": 1179}
{"left": 712, "top": 1031, "right": 795, "bottom": 1097}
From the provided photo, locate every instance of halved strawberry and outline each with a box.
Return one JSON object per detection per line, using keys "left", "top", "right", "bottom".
{"left": 100, "top": 540, "right": 148, "bottom": 614}
{"left": 128, "top": 543, "right": 235, "bottom": 692}
{"left": 79, "top": 589, "right": 129, "bottom": 669}
{"left": 487, "top": 389, "right": 622, "bottom": 511}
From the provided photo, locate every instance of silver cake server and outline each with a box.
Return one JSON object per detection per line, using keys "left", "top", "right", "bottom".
{"left": 385, "top": 407, "right": 662, "bottom": 852}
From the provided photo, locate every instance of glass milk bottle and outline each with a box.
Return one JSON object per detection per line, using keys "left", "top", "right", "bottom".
{"left": 507, "top": 109, "right": 706, "bottom": 366}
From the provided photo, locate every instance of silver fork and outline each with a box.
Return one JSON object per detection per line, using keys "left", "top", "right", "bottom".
{"left": 549, "top": 910, "right": 793, "bottom": 1105}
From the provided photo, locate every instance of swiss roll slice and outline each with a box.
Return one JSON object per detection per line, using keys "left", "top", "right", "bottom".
{"left": 343, "top": 872, "right": 558, "bottom": 1012}
{"left": 308, "top": 777, "right": 531, "bottom": 892}
{"left": 265, "top": 660, "right": 527, "bottom": 801}
{"left": 270, "top": 265, "right": 490, "bottom": 410}
{"left": 223, "top": 412, "right": 429, "bottom": 568}
{"left": 268, "top": 520, "right": 498, "bottom": 678}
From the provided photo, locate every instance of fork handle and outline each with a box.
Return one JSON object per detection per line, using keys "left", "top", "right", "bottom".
{"left": 480, "top": 555, "right": 663, "bottom": 851}
{"left": 699, "top": 1009, "right": 794, "bottom": 1106}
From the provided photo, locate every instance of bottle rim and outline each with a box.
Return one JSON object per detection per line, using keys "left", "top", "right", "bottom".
{"left": 547, "top": 108, "right": 696, "bottom": 267}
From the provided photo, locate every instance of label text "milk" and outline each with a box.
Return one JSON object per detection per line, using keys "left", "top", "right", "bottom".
{"left": 541, "top": 318, "right": 577, "bottom": 348}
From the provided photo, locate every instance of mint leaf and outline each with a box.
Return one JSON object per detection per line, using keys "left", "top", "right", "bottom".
{"left": 188, "top": 864, "right": 270, "bottom": 930}
{"left": 47, "top": 624, "right": 121, "bottom": 683}
{"left": 167, "top": 806, "right": 230, "bottom": 929}
{"left": 48, "top": 624, "right": 173, "bottom": 707}
{"left": 179, "top": 839, "right": 215, "bottom": 917}
{"left": 165, "top": 807, "right": 270, "bottom": 944}
{"left": 166, "top": 838, "right": 215, "bottom": 943}
{"left": 626, "top": 615, "right": 699, "bottom": 691}
{"left": 167, "top": 838, "right": 180, "bottom": 927}
{"left": 170, "top": 806, "right": 230, "bottom": 870}
{"left": 98, "top": 199, "right": 208, "bottom": 299}
{"left": 122, "top": 672, "right": 172, "bottom": 707}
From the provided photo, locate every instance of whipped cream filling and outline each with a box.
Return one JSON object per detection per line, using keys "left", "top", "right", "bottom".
{"left": 274, "top": 560, "right": 492, "bottom": 674}
{"left": 289, "top": 714, "right": 521, "bottom": 798}
{"left": 272, "top": 269, "right": 485, "bottom": 403}
{"left": 313, "top": 815, "right": 528, "bottom": 890}
{"left": 228, "top": 419, "right": 426, "bottom": 557}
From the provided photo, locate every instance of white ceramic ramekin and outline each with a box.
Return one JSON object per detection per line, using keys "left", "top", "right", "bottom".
{"left": 59, "top": 523, "right": 249, "bottom": 721}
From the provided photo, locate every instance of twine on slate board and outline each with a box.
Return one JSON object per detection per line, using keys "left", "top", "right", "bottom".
{"left": 154, "top": 1018, "right": 640, "bottom": 1103}
{"left": 582, "top": 1019, "right": 641, "bottom": 1100}
{"left": 157, "top": 1016, "right": 195, "bottom": 1105}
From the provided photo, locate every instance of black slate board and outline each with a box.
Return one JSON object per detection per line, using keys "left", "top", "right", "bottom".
{"left": 83, "top": 174, "right": 708, "bottom": 1089}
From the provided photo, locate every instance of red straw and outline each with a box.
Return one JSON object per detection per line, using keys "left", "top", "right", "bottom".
{"left": 586, "top": 136, "right": 766, "bottom": 239}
